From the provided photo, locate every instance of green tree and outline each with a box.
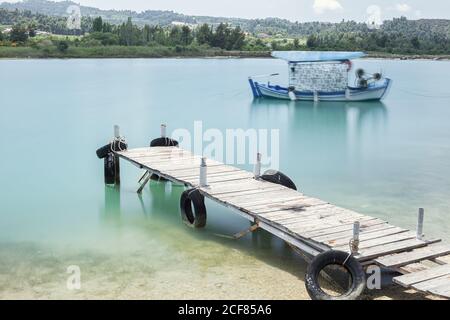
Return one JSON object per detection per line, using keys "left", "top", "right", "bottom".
{"left": 92, "top": 16, "right": 103, "bottom": 32}
{"left": 168, "top": 26, "right": 182, "bottom": 45}
{"left": 306, "top": 34, "right": 318, "bottom": 48}
{"left": 0, "top": 31, "right": 3, "bottom": 41}
{"left": 180, "top": 25, "right": 193, "bottom": 46}
{"left": 119, "top": 17, "right": 134, "bottom": 46}
{"left": 293, "top": 38, "right": 300, "bottom": 49}
{"left": 9, "top": 25, "right": 28, "bottom": 42}
{"left": 229, "top": 26, "right": 245, "bottom": 50}
{"left": 212, "top": 23, "right": 227, "bottom": 48}
{"left": 196, "top": 23, "right": 213, "bottom": 45}
{"left": 57, "top": 40, "right": 69, "bottom": 53}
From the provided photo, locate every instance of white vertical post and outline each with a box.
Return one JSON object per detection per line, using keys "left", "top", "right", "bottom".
{"left": 417, "top": 208, "right": 425, "bottom": 240}
{"left": 313, "top": 91, "right": 319, "bottom": 102}
{"left": 254, "top": 153, "right": 262, "bottom": 179}
{"left": 352, "top": 221, "right": 360, "bottom": 254}
{"left": 199, "top": 157, "right": 208, "bottom": 187}
{"left": 160, "top": 124, "right": 167, "bottom": 138}
{"left": 345, "top": 88, "right": 350, "bottom": 100}
{"left": 114, "top": 125, "right": 120, "bottom": 138}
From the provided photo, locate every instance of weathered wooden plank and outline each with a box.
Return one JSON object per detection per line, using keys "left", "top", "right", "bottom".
{"left": 230, "top": 195, "right": 307, "bottom": 209}
{"left": 412, "top": 275, "right": 450, "bottom": 293}
{"left": 357, "top": 239, "right": 430, "bottom": 261}
{"left": 375, "top": 244, "right": 450, "bottom": 268}
{"left": 301, "top": 218, "right": 387, "bottom": 239}
{"left": 261, "top": 205, "right": 339, "bottom": 222}
{"left": 219, "top": 188, "right": 300, "bottom": 203}
{"left": 394, "top": 264, "right": 450, "bottom": 287}
{"left": 435, "top": 254, "right": 450, "bottom": 265}
{"left": 259, "top": 204, "right": 340, "bottom": 220}
{"left": 192, "top": 174, "right": 254, "bottom": 185}
{"left": 428, "top": 282, "right": 450, "bottom": 298}
{"left": 175, "top": 166, "right": 243, "bottom": 179}
{"left": 215, "top": 186, "right": 288, "bottom": 199}
{"left": 313, "top": 225, "right": 401, "bottom": 245}
{"left": 249, "top": 197, "right": 328, "bottom": 214}
{"left": 334, "top": 232, "right": 417, "bottom": 251}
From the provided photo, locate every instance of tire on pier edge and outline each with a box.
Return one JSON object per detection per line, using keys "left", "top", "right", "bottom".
{"left": 260, "top": 170, "right": 297, "bottom": 191}
{"left": 104, "top": 153, "right": 116, "bottom": 185}
{"left": 180, "top": 189, "right": 207, "bottom": 229}
{"left": 150, "top": 137, "right": 179, "bottom": 148}
{"left": 96, "top": 141, "right": 128, "bottom": 159}
{"left": 305, "top": 250, "right": 366, "bottom": 301}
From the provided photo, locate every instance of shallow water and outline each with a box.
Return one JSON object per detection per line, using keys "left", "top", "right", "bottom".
{"left": 0, "top": 58, "right": 449, "bottom": 299}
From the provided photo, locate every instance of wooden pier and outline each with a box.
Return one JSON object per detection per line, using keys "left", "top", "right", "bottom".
{"left": 99, "top": 127, "right": 450, "bottom": 300}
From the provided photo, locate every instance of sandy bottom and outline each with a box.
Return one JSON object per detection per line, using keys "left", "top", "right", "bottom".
{"left": 0, "top": 238, "right": 438, "bottom": 300}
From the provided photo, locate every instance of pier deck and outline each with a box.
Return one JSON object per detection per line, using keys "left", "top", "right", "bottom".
{"left": 115, "top": 146, "right": 450, "bottom": 299}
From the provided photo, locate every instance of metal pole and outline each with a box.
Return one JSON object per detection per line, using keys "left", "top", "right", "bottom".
{"left": 254, "top": 153, "right": 262, "bottom": 179}
{"left": 160, "top": 124, "right": 167, "bottom": 138}
{"left": 114, "top": 125, "right": 120, "bottom": 138}
{"left": 200, "top": 157, "right": 208, "bottom": 187}
{"left": 417, "top": 208, "right": 425, "bottom": 240}
{"left": 352, "top": 221, "right": 360, "bottom": 254}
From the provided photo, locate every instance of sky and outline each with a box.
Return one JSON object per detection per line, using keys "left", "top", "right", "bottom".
{"left": 3, "top": 0, "right": 449, "bottom": 22}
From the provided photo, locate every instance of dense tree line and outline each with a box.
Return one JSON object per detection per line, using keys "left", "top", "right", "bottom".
{"left": 84, "top": 17, "right": 245, "bottom": 50}
{"left": 305, "top": 17, "right": 450, "bottom": 54}
{"left": 1, "top": 7, "right": 450, "bottom": 55}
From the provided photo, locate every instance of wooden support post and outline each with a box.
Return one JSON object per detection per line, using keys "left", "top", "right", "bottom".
{"left": 113, "top": 125, "right": 121, "bottom": 185}
{"left": 417, "top": 208, "right": 425, "bottom": 240}
{"left": 254, "top": 153, "right": 262, "bottom": 179}
{"left": 200, "top": 157, "right": 208, "bottom": 187}
{"left": 137, "top": 173, "right": 152, "bottom": 194}
{"left": 160, "top": 124, "right": 167, "bottom": 138}
{"left": 351, "top": 221, "right": 360, "bottom": 254}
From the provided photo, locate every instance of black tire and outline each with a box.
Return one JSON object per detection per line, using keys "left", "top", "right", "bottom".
{"left": 96, "top": 141, "right": 128, "bottom": 159}
{"left": 305, "top": 250, "right": 366, "bottom": 301}
{"left": 150, "top": 137, "right": 179, "bottom": 147}
{"left": 260, "top": 170, "right": 297, "bottom": 191}
{"left": 180, "top": 189, "right": 207, "bottom": 228}
{"left": 104, "top": 153, "right": 116, "bottom": 185}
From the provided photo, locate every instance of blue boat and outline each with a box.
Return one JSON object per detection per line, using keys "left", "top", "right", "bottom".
{"left": 249, "top": 51, "right": 392, "bottom": 102}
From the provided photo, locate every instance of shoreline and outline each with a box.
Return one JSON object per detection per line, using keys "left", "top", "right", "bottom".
{"left": 0, "top": 47, "right": 449, "bottom": 61}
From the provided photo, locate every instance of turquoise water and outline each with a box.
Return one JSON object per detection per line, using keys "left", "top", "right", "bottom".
{"left": 0, "top": 58, "right": 449, "bottom": 299}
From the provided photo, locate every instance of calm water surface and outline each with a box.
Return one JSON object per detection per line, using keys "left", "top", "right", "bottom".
{"left": 0, "top": 58, "right": 449, "bottom": 299}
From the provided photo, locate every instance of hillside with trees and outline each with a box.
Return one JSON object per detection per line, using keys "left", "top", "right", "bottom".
{"left": 0, "top": 0, "right": 449, "bottom": 58}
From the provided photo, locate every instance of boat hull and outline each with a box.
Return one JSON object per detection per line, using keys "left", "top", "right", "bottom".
{"left": 249, "top": 78, "right": 392, "bottom": 102}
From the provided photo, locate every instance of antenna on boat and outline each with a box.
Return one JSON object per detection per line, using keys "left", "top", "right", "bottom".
{"left": 249, "top": 73, "right": 280, "bottom": 79}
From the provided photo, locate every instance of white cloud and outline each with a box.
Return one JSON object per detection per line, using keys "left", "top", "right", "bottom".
{"left": 313, "top": 0, "right": 343, "bottom": 14}
{"left": 395, "top": 3, "right": 412, "bottom": 13}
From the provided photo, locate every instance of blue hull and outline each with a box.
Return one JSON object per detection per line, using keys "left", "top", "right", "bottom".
{"left": 249, "top": 78, "right": 392, "bottom": 102}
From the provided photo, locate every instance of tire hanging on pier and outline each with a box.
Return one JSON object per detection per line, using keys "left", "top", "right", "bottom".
{"left": 96, "top": 140, "right": 128, "bottom": 159}
{"left": 305, "top": 250, "right": 366, "bottom": 301}
{"left": 104, "top": 153, "right": 116, "bottom": 185}
{"left": 150, "top": 137, "right": 179, "bottom": 148}
{"left": 180, "top": 189, "right": 207, "bottom": 229}
{"left": 260, "top": 170, "right": 297, "bottom": 191}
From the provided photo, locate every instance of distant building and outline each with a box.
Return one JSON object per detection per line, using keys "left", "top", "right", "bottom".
{"left": 171, "top": 21, "right": 197, "bottom": 28}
